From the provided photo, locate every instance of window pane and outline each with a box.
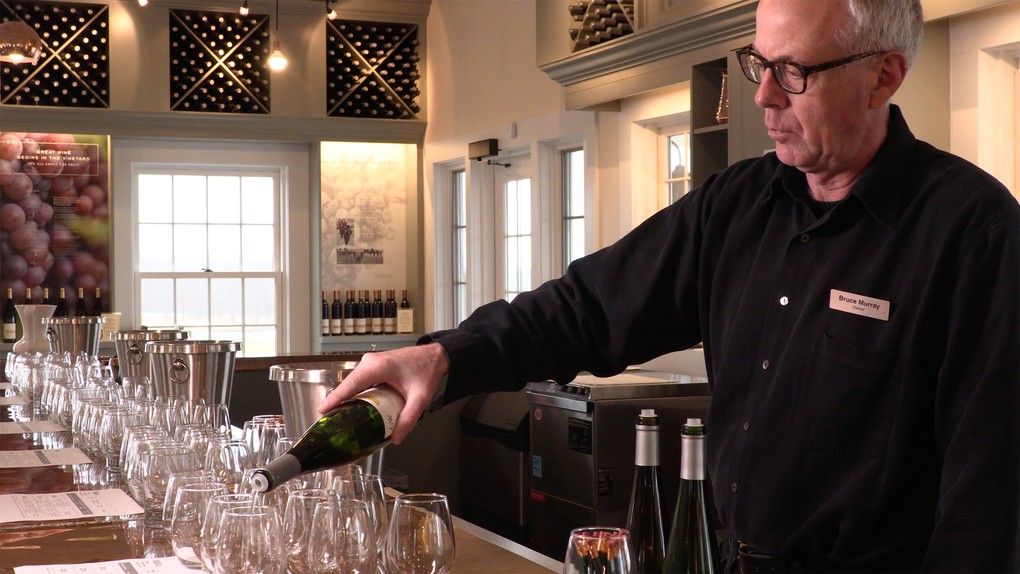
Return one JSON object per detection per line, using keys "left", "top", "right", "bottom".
{"left": 454, "top": 172, "right": 466, "bottom": 225}
{"left": 138, "top": 174, "right": 173, "bottom": 223}
{"left": 210, "top": 277, "right": 243, "bottom": 324}
{"left": 668, "top": 134, "right": 689, "bottom": 179}
{"left": 241, "top": 225, "right": 275, "bottom": 271}
{"left": 244, "top": 278, "right": 277, "bottom": 324}
{"left": 567, "top": 219, "right": 585, "bottom": 265}
{"left": 208, "top": 176, "right": 241, "bottom": 224}
{"left": 243, "top": 326, "right": 276, "bottom": 356}
{"left": 209, "top": 225, "right": 242, "bottom": 272}
{"left": 174, "top": 224, "right": 208, "bottom": 271}
{"left": 241, "top": 177, "right": 275, "bottom": 224}
{"left": 173, "top": 175, "right": 207, "bottom": 224}
{"left": 454, "top": 227, "right": 466, "bottom": 282}
{"left": 455, "top": 284, "right": 467, "bottom": 326}
{"left": 518, "top": 236, "right": 532, "bottom": 290}
{"left": 565, "top": 149, "right": 585, "bottom": 217}
{"left": 140, "top": 278, "right": 175, "bottom": 326}
{"left": 182, "top": 326, "right": 211, "bottom": 340}
{"left": 210, "top": 326, "right": 243, "bottom": 345}
{"left": 505, "top": 181, "right": 518, "bottom": 235}
{"left": 516, "top": 179, "right": 531, "bottom": 234}
{"left": 138, "top": 223, "right": 174, "bottom": 272}
{"left": 176, "top": 278, "right": 209, "bottom": 325}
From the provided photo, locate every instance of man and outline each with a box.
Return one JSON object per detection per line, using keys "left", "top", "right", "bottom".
{"left": 321, "top": 0, "right": 1019, "bottom": 570}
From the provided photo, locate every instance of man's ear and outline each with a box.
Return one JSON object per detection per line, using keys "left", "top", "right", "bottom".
{"left": 869, "top": 51, "right": 909, "bottom": 109}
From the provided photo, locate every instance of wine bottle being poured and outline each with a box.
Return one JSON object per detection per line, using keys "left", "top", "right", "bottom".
{"left": 248, "top": 385, "right": 404, "bottom": 492}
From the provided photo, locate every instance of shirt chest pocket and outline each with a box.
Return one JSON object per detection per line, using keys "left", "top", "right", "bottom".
{"left": 795, "top": 332, "right": 904, "bottom": 458}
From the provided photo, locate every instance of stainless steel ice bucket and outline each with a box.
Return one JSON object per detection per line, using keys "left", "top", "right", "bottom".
{"left": 268, "top": 361, "right": 360, "bottom": 437}
{"left": 110, "top": 329, "right": 189, "bottom": 379}
{"left": 146, "top": 340, "right": 241, "bottom": 404}
{"left": 43, "top": 316, "right": 106, "bottom": 356}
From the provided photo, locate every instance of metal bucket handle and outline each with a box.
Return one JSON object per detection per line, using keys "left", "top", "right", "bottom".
{"left": 170, "top": 357, "right": 191, "bottom": 385}
{"left": 127, "top": 343, "right": 145, "bottom": 365}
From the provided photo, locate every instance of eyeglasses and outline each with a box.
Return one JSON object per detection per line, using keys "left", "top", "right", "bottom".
{"left": 734, "top": 46, "right": 886, "bottom": 94}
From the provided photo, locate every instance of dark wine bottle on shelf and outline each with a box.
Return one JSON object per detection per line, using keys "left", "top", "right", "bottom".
{"left": 400, "top": 289, "right": 410, "bottom": 309}
{"left": 92, "top": 288, "right": 103, "bottom": 316}
{"left": 321, "top": 291, "right": 330, "bottom": 337}
{"left": 54, "top": 288, "right": 68, "bottom": 318}
{"left": 355, "top": 290, "right": 368, "bottom": 335}
{"left": 343, "top": 290, "right": 355, "bottom": 336}
{"left": 383, "top": 289, "right": 397, "bottom": 334}
{"left": 42, "top": 288, "right": 52, "bottom": 306}
{"left": 370, "top": 290, "right": 384, "bottom": 334}
{"left": 75, "top": 287, "right": 88, "bottom": 317}
{"left": 662, "top": 418, "right": 721, "bottom": 573}
{"left": 249, "top": 385, "right": 404, "bottom": 492}
{"left": 331, "top": 290, "right": 343, "bottom": 336}
{"left": 625, "top": 409, "right": 668, "bottom": 574}
{"left": 2, "top": 288, "right": 16, "bottom": 343}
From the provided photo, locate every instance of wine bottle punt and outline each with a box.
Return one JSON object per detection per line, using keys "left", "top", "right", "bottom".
{"left": 625, "top": 409, "right": 667, "bottom": 574}
{"left": 249, "top": 385, "right": 404, "bottom": 492}
{"left": 662, "top": 418, "right": 721, "bottom": 574}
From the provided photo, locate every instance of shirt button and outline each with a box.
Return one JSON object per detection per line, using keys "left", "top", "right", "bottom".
{"left": 779, "top": 296, "right": 789, "bottom": 306}
{"left": 762, "top": 360, "right": 770, "bottom": 370}
{"left": 731, "top": 483, "right": 739, "bottom": 493}
{"left": 743, "top": 421, "right": 750, "bottom": 431}
{"left": 800, "top": 234, "right": 811, "bottom": 243}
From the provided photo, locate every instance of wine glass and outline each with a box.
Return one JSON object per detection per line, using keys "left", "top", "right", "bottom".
{"left": 194, "top": 402, "right": 232, "bottom": 436}
{"left": 171, "top": 482, "right": 229, "bottom": 568}
{"left": 333, "top": 473, "right": 389, "bottom": 544}
{"left": 384, "top": 493, "right": 456, "bottom": 574}
{"left": 204, "top": 438, "right": 254, "bottom": 493}
{"left": 139, "top": 444, "right": 201, "bottom": 527}
{"left": 282, "top": 488, "right": 334, "bottom": 574}
{"left": 562, "top": 527, "right": 632, "bottom": 574}
{"left": 200, "top": 493, "right": 256, "bottom": 572}
{"left": 121, "top": 375, "right": 156, "bottom": 400}
{"left": 306, "top": 498, "right": 377, "bottom": 574}
{"left": 162, "top": 469, "right": 220, "bottom": 525}
{"left": 213, "top": 505, "right": 286, "bottom": 574}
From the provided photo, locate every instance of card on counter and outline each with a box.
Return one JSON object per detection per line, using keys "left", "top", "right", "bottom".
{"left": 14, "top": 557, "right": 194, "bottom": 574}
{"left": 0, "top": 447, "right": 91, "bottom": 468}
{"left": 0, "top": 420, "right": 67, "bottom": 434}
{"left": 0, "top": 488, "right": 144, "bottom": 524}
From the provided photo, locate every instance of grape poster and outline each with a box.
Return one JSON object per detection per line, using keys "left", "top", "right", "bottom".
{"left": 0, "top": 132, "right": 111, "bottom": 311}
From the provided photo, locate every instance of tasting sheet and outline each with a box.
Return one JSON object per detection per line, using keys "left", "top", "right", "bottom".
{"left": 14, "top": 557, "right": 194, "bottom": 574}
{"left": 0, "top": 420, "right": 66, "bottom": 434}
{"left": 0, "top": 488, "right": 143, "bottom": 523}
{"left": 0, "top": 447, "right": 91, "bottom": 468}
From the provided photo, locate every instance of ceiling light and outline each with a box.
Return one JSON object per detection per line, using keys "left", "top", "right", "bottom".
{"left": 239, "top": 0, "right": 249, "bottom": 16}
{"left": 0, "top": 20, "right": 44, "bottom": 65}
{"left": 268, "top": 39, "right": 287, "bottom": 71}
{"left": 138, "top": 0, "right": 148, "bottom": 5}
{"left": 327, "top": 1, "right": 338, "bottom": 20}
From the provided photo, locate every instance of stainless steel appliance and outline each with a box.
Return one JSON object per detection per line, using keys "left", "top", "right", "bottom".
{"left": 526, "top": 371, "right": 710, "bottom": 559}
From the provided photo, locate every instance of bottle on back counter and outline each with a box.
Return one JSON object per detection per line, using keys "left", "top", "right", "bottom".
{"left": 625, "top": 409, "right": 668, "bottom": 574}
{"left": 662, "top": 418, "right": 721, "bottom": 573}
{"left": 249, "top": 385, "right": 404, "bottom": 492}
{"left": 343, "top": 290, "right": 355, "bottom": 336}
{"left": 330, "top": 290, "right": 343, "bottom": 336}
{"left": 2, "top": 288, "right": 15, "bottom": 343}
{"left": 93, "top": 287, "right": 103, "bottom": 316}
{"left": 54, "top": 288, "right": 68, "bottom": 318}
{"left": 75, "top": 287, "right": 88, "bottom": 317}
{"left": 354, "top": 291, "right": 369, "bottom": 335}
{"left": 370, "top": 290, "right": 384, "bottom": 334}
{"left": 321, "top": 290, "right": 330, "bottom": 337}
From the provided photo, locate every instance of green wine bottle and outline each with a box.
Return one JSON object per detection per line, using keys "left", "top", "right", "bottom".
{"left": 249, "top": 385, "right": 403, "bottom": 492}
{"left": 662, "top": 418, "right": 721, "bottom": 573}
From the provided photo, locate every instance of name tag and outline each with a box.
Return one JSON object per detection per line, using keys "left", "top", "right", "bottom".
{"left": 829, "top": 289, "right": 890, "bottom": 321}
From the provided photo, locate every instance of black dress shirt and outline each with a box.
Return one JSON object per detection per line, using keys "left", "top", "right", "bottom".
{"left": 427, "top": 106, "right": 1019, "bottom": 571}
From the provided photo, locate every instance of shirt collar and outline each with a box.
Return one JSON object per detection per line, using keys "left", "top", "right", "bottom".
{"left": 763, "top": 105, "right": 917, "bottom": 230}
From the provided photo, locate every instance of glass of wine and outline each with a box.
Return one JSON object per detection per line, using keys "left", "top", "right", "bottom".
{"left": 384, "top": 493, "right": 456, "bottom": 574}
{"left": 562, "top": 527, "right": 633, "bottom": 574}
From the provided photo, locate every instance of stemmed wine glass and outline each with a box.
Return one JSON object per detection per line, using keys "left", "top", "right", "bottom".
{"left": 384, "top": 493, "right": 456, "bottom": 574}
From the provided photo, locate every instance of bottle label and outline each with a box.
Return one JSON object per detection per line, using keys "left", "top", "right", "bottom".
{"left": 354, "top": 385, "right": 403, "bottom": 438}
{"left": 3, "top": 323, "right": 15, "bottom": 341}
{"left": 343, "top": 318, "right": 354, "bottom": 334}
{"left": 331, "top": 318, "right": 343, "bottom": 335}
{"left": 322, "top": 319, "right": 331, "bottom": 334}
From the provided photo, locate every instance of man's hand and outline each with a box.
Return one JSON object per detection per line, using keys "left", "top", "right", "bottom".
{"left": 317, "top": 343, "right": 450, "bottom": 445}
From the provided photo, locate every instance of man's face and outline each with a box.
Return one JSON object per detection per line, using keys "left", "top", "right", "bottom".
{"left": 753, "top": 0, "right": 881, "bottom": 177}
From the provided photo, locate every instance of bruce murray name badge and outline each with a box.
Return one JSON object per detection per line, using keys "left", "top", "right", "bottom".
{"left": 829, "top": 289, "right": 890, "bottom": 322}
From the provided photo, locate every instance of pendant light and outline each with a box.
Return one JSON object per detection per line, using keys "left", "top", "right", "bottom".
{"left": 239, "top": 0, "right": 249, "bottom": 16}
{"left": 0, "top": 20, "right": 44, "bottom": 65}
{"left": 326, "top": 0, "right": 338, "bottom": 21}
{"left": 268, "top": 0, "right": 287, "bottom": 71}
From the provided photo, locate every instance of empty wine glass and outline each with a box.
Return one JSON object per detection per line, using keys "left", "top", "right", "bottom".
{"left": 171, "top": 482, "right": 229, "bottom": 568}
{"left": 562, "top": 527, "right": 632, "bottom": 574}
{"left": 121, "top": 375, "right": 156, "bottom": 400}
{"left": 282, "top": 488, "right": 334, "bottom": 574}
{"left": 140, "top": 444, "right": 201, "bottom": 527}
{"left": 306, "top": 498, "right": 376, "bottom": 574}
{"left": 200, "top": 493, "right": 256, "bottom": 572}
{"left": 162, "top": 469, "right": 220, "bottom": 525}
{"left": 213, "top": 505, "right": 286, "bottom": 574}
{"left": 194, "top": 403, "right": 232, "bottom": 436}
{"left": 204, "top": 438, "right": 254, "bottom": 493}
{"left": 333, "top": 473, "right": 389, "bottom": 544}
{"left": 384, "top": 493, "right": 456, "bottom": 574}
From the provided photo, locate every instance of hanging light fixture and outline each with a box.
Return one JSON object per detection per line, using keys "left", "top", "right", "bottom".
{"left": 326, "top": 0, "right": 338, "bottom": 21}
{"left": 0, "top": 20, "right": 44, "bottom": 65}
{"left": 239, "top": 0, "right": 249, "bottom": 16}
{"left": 268, "top": 0, "right": 287, "bottom": 71}
{"left": 138, "top": 0, "right": 149, "bottom": 6}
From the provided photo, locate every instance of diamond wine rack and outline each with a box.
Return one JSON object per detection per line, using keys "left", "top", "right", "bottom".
{"left": 326, "top": 20, "right": 421, "bottom": 119}
{"left": 568, "top": 0, "right": 635, "bottom": 52}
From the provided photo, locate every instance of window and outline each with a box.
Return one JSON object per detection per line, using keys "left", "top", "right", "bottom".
{"left": 451, "top": 169, "right": 468, "bottom": 326}
{"left": 135, "top": 170, "right": 281, "bottom": 356}
{"left": 562, "top": 148, "right": 585, "bottom": 270}
{"left": 501, "top": 176, "right": 532, "bottom": 302}
{"left": 665, "top": 131, "right": 692, "bottom": 203}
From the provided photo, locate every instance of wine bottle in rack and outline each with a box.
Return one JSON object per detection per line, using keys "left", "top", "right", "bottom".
{"left": 371, "top": 290, "right": 384, "bottom": 334}
{"left": 75, "top": 287, "right": 88, "bottom": 317}
{"left": 355, "top": 291, "right": 369, "bottom": 335}
{"left": 321, "top": 291, "right": 330, "bottom": 337}
{"left": 2, "top": 288, "right": 15, "bottom": 343}
{"left": 384, "top": 289, "right": 397, "bottom": 334}
{"left": 343, "top": 290, "right": 355, "bottom": 336}
{"left": 249, "top": 384, "right": 404, "bottom": 492}
{"left": 54, "top": 288, "right": 68, "bottom": 318}
{"left": 331, "top": 290, "right": 343, "bottom": 336}
{"left": 625, "top": 409, "right": 668, "bottom": 573}
{"left": 662, "top": 418, "right": 721, "bottom": 573}
{"left": 93, "top": 288, "right": 104, "bottom": 316}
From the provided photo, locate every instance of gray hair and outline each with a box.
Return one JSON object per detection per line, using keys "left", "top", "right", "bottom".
{"left": 837, "top": 0, "right": 925, "bottom": 68}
